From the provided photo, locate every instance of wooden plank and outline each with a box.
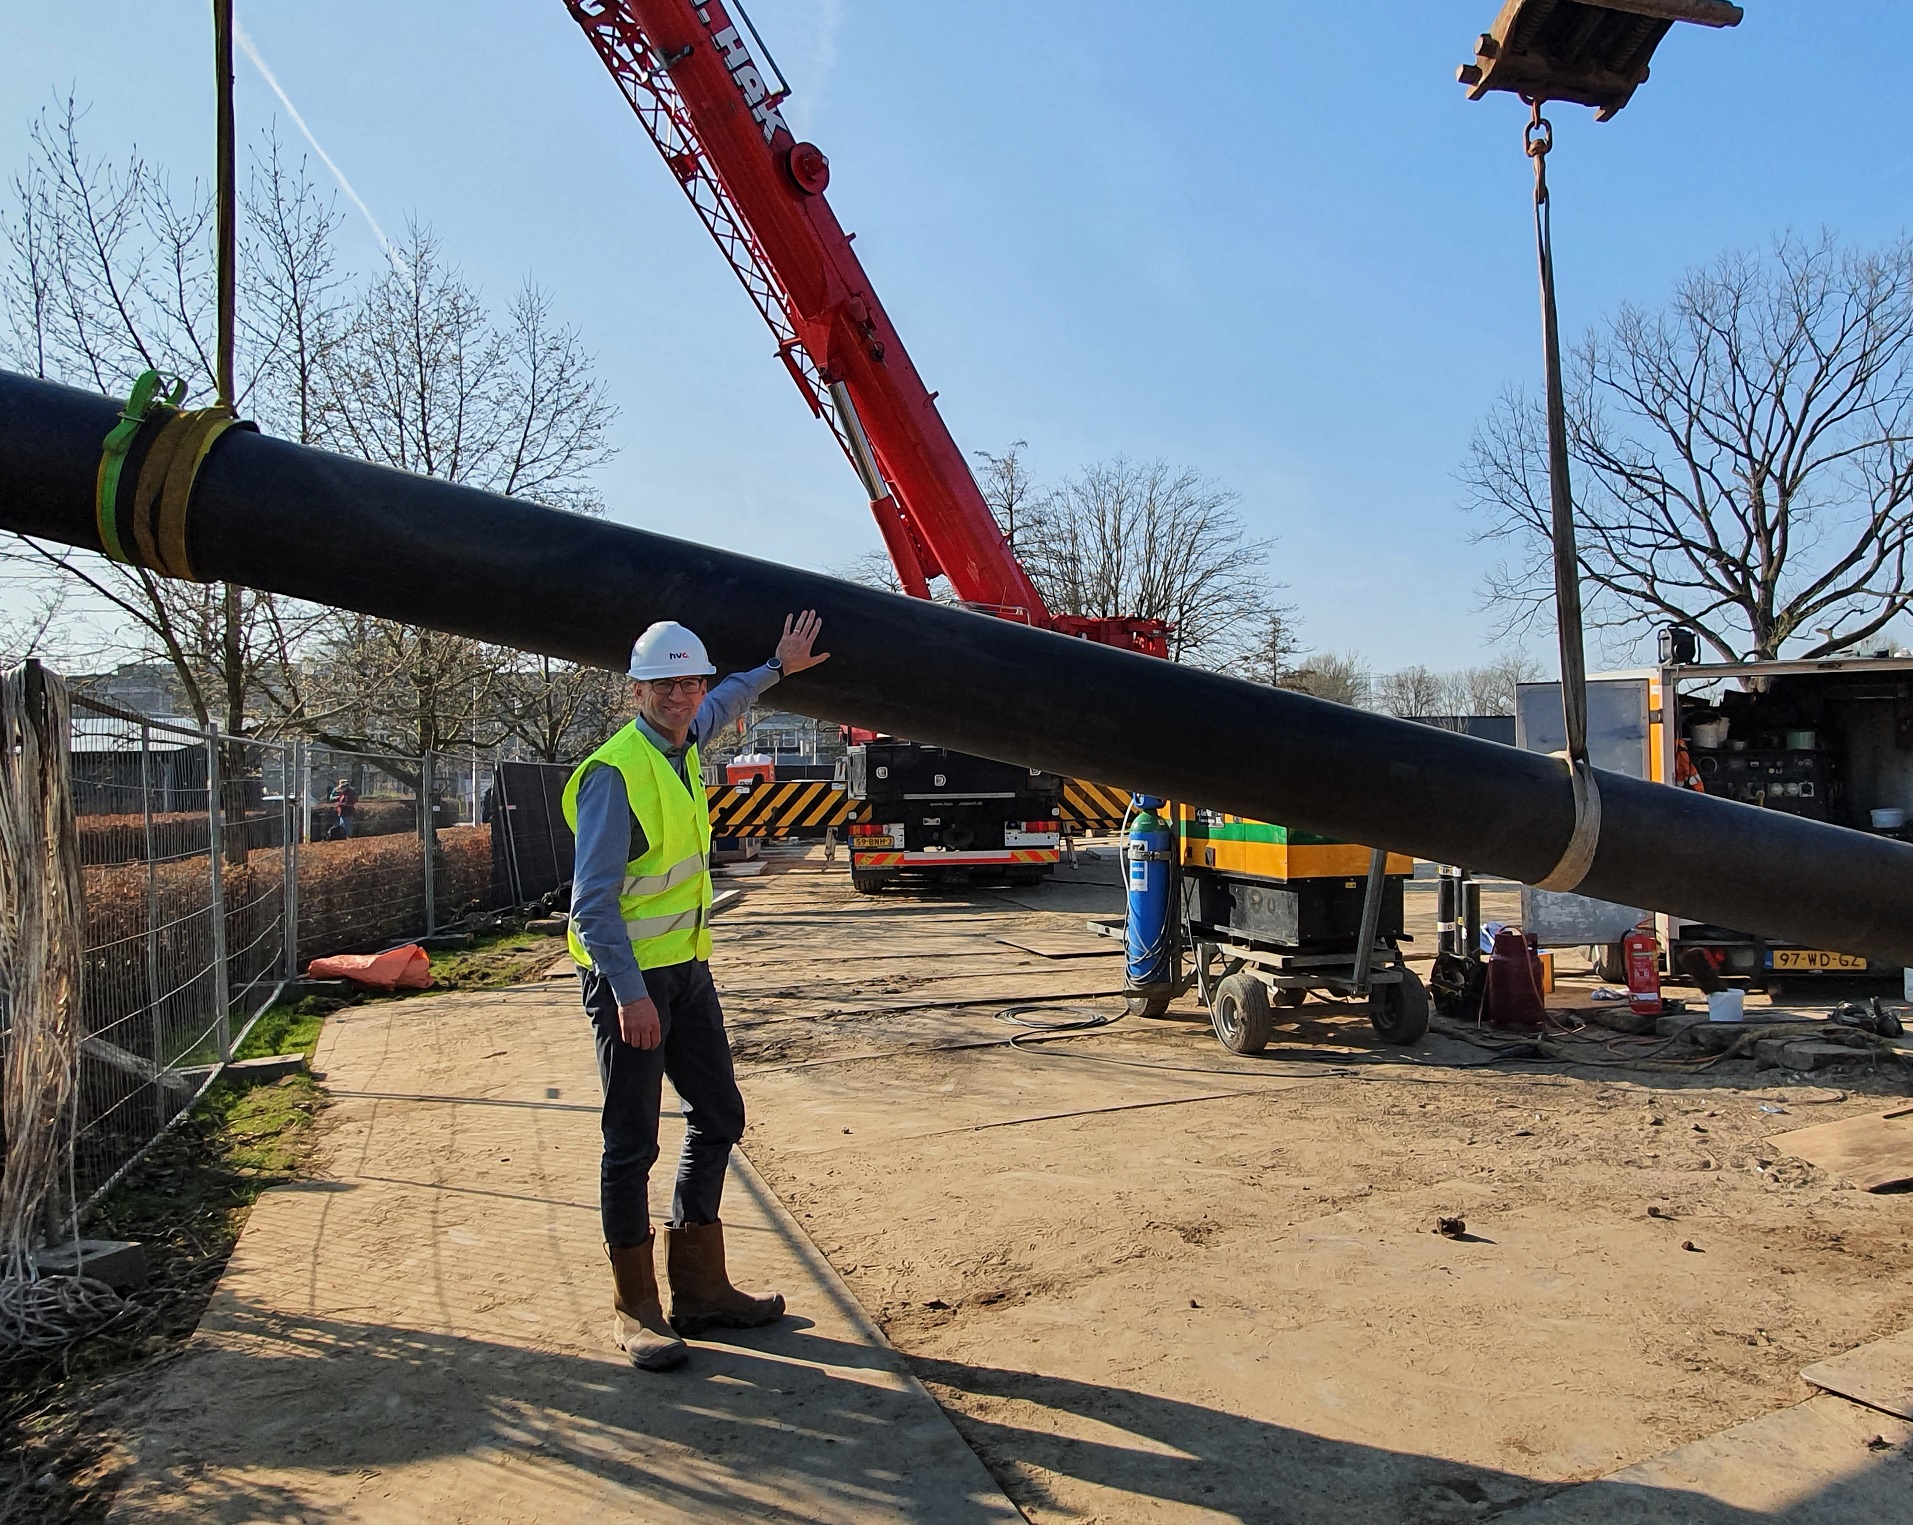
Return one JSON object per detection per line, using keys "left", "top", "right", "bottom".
{"left": 1803, "top": 1329, "right": 1913, "bottom": 1423}
{"left": 1495, "top": 1393, "right": 1913, "bottom": 1521}
{"left": 996, "top": 934, "right": 1123, "bottom": 959}
{"left": 1768, "top": 1106, "right": 1913, "bottom": 1192}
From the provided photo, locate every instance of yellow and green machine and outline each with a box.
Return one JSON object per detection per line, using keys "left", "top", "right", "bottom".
{"left": 1123, "top": 806, "right": 1427, "bottom": 1055}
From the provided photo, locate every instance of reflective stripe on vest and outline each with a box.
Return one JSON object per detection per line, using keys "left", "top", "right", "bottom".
{"left": 622, "top": 851, "right": 707, "bottom": 898}
{"left": 561, "top": 722, "right": 714, "bottom": 972}
{"left": 624, "top": 903, "right": 706, "bottom": 942}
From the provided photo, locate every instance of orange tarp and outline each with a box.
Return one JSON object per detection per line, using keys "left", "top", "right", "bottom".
{"left": 306, "top": 944, "right": 433, "bottom": 992}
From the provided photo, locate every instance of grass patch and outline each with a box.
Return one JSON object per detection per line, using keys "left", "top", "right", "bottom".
{"left": 420, "top": 929, "right": 566, "bottom": 994}
{"left": 0, "top": 1058, "right": 328, "bottom": 1520}
{"left": 233, "top": 998, "right": 331, "bottom": 1063}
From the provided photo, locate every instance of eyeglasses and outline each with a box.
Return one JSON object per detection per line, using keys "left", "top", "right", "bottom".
{"left": 646, "top": 676, "right": 709, "bottom": 696}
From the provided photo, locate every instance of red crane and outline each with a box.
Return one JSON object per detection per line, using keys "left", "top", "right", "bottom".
{"left": 564, "top": 0, "right": 1169, "bottom": 657}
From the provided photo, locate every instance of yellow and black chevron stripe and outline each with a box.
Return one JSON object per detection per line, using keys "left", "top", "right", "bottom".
{"left": 707, "top": 776, "right": 1128, "bottom": 837}
{"left": 1059, "top": 778, "right": 1131, "bottom": 831}
{"left": 706, "top": 779, "right": 853, "bottom": 838}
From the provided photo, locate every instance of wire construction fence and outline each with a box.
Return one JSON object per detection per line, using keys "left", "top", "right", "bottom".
{"left": 51, "top": 696, "right": 513, "bottom": 1216}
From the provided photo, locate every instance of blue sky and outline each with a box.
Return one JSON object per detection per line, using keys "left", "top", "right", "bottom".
{"left": 5, "top": 2, "right": 1910, "bottom": 670}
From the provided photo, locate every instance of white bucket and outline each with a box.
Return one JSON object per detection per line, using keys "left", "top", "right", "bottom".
{"left": 1871, "top": 807, "right": 1906, "bottom": 830}
{"left": 1707, "top": 989, "right": 1745, "bottom": 1023}
{"left": 1691, "top": 719, "right": 1729, "bottom": 749}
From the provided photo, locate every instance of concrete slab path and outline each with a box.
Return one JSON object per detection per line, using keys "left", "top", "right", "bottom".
{"left": 106, "top": 979, "right": 1019, "bottom": 1523}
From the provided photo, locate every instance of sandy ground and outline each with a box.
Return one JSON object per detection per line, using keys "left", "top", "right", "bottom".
{"left": 102, "top": 842, "right": 1913, "bottom": 1522}
{"left": 104, "top": 967, "right": 1019, "bottom": 1523}
{"left": 725, "top": 844, "right": 1913, "bottom": 1522}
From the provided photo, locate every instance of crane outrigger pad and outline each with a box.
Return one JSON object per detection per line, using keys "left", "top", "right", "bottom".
{"left": 1457, "top": 0, "right": 1742, "bottom": 120}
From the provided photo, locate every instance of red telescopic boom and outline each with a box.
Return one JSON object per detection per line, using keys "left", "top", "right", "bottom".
{"left": 565, "top": 0, "right": 1169, "bottom": 655}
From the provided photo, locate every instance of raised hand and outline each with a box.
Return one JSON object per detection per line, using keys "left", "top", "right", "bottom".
{"left": 776, "top": 610, "right": 830, "bottom": 675}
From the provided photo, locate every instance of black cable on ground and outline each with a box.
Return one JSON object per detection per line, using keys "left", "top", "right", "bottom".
{"left": 993, "top": 1003, "right": 1118, "bottom": 1034}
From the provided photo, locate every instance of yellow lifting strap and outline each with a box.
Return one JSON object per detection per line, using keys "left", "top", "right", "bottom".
{"left": 95, "top": 369, "right": 255, "bottom": 582}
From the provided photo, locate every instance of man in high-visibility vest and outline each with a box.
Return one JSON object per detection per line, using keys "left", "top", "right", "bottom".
{"left": 565, "top": 611, "right": 829, "bottom": 1371}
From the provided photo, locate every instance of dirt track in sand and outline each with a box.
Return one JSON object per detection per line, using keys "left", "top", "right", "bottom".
{"left": 724, "top": 846, "right": 1913, "bottom": 1522}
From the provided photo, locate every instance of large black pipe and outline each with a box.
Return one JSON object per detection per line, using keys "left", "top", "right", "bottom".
{"left": 6, "top": 369, "right": 1913, "bottom": 963}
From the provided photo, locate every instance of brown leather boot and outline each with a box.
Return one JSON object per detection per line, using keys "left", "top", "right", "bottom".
{"left": 608, "top": 1237, "right": 687, "bottom": 1371}
{"left": 664, "top": 1220, "right": 786, "bottom": 1336}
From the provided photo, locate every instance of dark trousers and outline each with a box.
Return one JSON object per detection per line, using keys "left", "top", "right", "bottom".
{"left": 580, "top": 959, "right": 744, "bottom": 1247}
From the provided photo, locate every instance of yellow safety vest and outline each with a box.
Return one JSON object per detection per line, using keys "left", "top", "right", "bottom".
{"left": 562, "top": 722, "right": 713, "bottom": 972}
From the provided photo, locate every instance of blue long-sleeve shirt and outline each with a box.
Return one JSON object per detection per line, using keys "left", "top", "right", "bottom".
{"left": 569, "top": 665, "right": 780, "bottom": 1004}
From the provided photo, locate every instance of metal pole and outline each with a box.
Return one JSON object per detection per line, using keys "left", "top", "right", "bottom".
{"left": 283, "top": 739, "right": 300, "bottom": 978}
{"left": 421, "top": 748, "right": 436, "bottom": 936}
{"left": 212, "top": 0, "right": 237, "bottom": 410}
{"left": 206, "top": 723, "right": 231, "bottom": 1060}
{"left": 1436, "top": 863, "right": 1459, "bottom": 960}
{"left": 140, "top": 722, "right": 165, "bottom": 1125}
{"left": 300, "top": 741, "right": 313, "bottom": 847}
{"left": 1351, "top": 847, "right": 1389, "bottom": 996}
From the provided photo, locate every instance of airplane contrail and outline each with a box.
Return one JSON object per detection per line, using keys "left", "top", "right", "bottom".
{"left": 233, "top": 16, "right": 393, "bottom": 261}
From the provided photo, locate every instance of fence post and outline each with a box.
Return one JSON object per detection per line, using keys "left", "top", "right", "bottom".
{"left": 421, "top": 748, "right": 436, "bottom": 936}
{"left": 141, "top": 721, "right": 166, "bottom": 1125}
{"left": 283, "top": 738, "right": 300, "bottom": 979}
{"left": 206, "top": 723, "right": 232, "bottom": 1060}
{"left": 300, "top": 741, "right": 313, "bottom": 848}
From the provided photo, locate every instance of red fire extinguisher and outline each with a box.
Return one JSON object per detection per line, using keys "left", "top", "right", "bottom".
{"left": 1623, "top": 922, "right": 1663, "bottom": 1017}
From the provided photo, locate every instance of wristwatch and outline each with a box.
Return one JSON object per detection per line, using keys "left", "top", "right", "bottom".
{"left": 765, "top": 655, "right": 784, "bottom": 673}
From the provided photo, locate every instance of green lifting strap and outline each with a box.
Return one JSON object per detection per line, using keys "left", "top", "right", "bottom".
{"left": 95, "top": 369, "right": 185, "bottom": 565}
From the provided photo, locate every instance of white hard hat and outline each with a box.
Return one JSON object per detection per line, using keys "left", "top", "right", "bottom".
{"left": 627, "top": 621, "right": 717, "bottom": 680}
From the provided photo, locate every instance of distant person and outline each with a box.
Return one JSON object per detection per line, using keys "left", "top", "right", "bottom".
{"left": 328, "top": 779, "right": 358, "bottom": 840}
{"left": 564, "top": 612, "right": 827, "bottom": 1372}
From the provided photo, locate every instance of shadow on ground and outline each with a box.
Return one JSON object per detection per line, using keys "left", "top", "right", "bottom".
{"left": 117, "top": 1299, "right": 1908, "bottom": 1524}
{"left": 907, "top": 1353, "right": 1912, "bottom": 1525}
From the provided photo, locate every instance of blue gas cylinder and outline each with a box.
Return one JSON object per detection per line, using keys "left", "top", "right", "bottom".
{"left": 1124, "top": 794, "right": 1174, "bottom": 991}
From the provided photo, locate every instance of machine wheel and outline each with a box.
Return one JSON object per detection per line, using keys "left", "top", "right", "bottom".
{"left": 1369, "top": 968, "right": 1430, "bottom": 1045}
{"left": 1211, "top": 972, "right": 1274, "bottom": 1055}
{"left": 851, "top": 869, "right": 891, "bottom": 896}
{"left": 1125, "top": 991, "right": 1173, "bottom": 1018}
{"left": 1595, "top": 942, "right": 1626, "bottom": 983}
{"left": 1270, "top": 987, "right": 1308, "bottom": 1009}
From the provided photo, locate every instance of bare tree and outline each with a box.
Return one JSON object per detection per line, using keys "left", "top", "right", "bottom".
{"left": 1280, "top": 651, "right": 1371, "bottom": 708}
{"left": 975, "top": 451, "right": 1286, "bottom": 672}
{"left": 1458, "top": 652, "right": 1543, "bottom": 715}
{"left": 318, "top": 224, "right": 614, "bottom": 506}
{"left": 0, "top": 580, "right": 75, "bottom": 668}
{"left": 304, "top": 614, "right": 499, "bottom": 757}
{"left": 973, "top": 441, "right": 1040, "bottom": 557}
{"left": 493, "top": 654, "right": 632, "bottom": 763}
{"left": 1373, "top": 664, "right": 1447, "bottom": 718}
{"left": 830, "top": 549, "right": 905, "bottom": 594}
{"left": 1467, "top": 235, "right": 1913, "bottom": 662}
{"left": 0, "top": 105, "right": 335, "bottom": 733}
{"left": 1227, "top": 606, "right": 1306, "bottom": 688}
{"left": 302, "top": 226, "right": 618, "bottom": 758}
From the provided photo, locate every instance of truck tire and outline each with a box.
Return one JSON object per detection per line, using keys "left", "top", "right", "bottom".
{"left": 1595, "top": 942, "right": 1626, "bottom": 984}
{"left": 1369, "top": 968, "right": 1430, "bottom": 1045}
{"left": 851, "top": 869, "right": 891, "bottom": 896}
{"left": 1211, "top": 972, "right": 1274, "bottom": 1055}
{"left": 1125, "top": 991, "right": 1173, "bottom": 1017}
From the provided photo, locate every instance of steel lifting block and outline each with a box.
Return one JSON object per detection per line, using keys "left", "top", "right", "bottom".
{"left": 1457, "top": 0, "right": 1742, "bottom": 120}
